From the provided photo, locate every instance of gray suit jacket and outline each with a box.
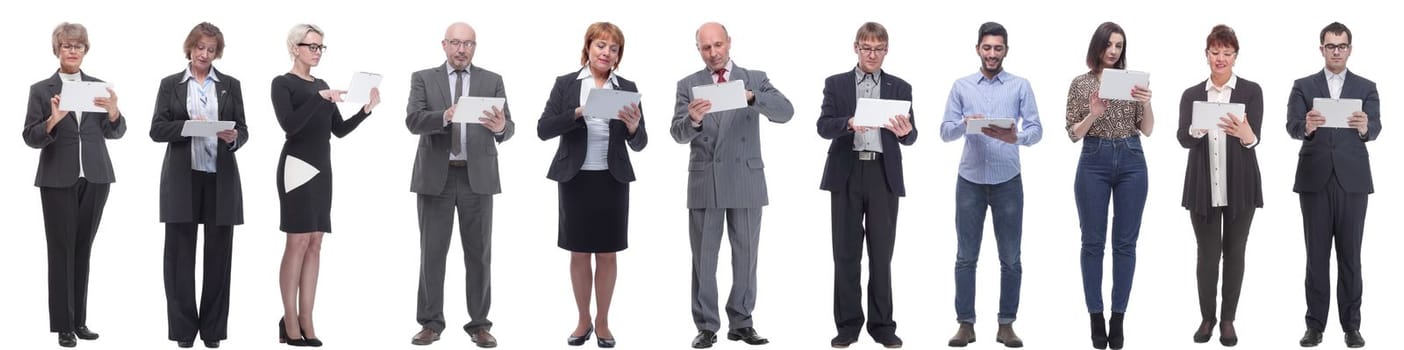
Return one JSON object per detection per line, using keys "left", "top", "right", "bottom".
{"left": 670, "top": 64, "right": 793, "bottom": 209}
{"left": 23, "top": 71, "right": 127, "bottom": 187}
{"left": 407, "top": 64, "right": 514, "bottom": 195}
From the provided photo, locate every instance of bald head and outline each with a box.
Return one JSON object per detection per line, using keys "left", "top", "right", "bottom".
{"left": 695, "top": 22, "right": 732, "bottom": 71}
{"left": 442, "top": 22, "right": 477, "bottom": 69}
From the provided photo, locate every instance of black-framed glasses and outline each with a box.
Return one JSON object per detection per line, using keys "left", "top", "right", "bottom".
{"left": 297, "top": 43, "right": 327, "bottom": 53}
{"left": 1323, "top": 43, "right": 1351, "bottom": 52}
{"left": 445, "top": 39, "right": 476, "bottom": 49}
{"left": 857, "top": 47, "right": 888, "bottom": 56}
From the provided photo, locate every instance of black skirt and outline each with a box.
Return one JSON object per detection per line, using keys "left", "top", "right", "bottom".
{"left": 557, "top": 170, "right": 629, "bottom": 253}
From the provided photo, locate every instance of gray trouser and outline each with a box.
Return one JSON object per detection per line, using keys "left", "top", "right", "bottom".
{"left": 416, "top": 170, "right": 493, "bottom": 333}
{"left": 689, "top": 207, "right": 761, "bottom": 332}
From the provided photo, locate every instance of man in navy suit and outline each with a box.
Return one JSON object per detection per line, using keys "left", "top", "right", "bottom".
{"left": 1287, "top": 22, "right": 1380, "bottom": 349}
{"left": 816, "top": 22, "right": 915, "bottom": 349}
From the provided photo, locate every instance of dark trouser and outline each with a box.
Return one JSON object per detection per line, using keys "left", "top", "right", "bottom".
{"left": 1190, "top": 206, "right": 1256, "bottom": 323}
{"left": 417, "top": 169, "right": 493, "bottom": 333}
{"left": 1074, "top": 136, "right": 1148, "bottom": 314}
{"left": 164, "top": 171, "right": 234, "bottom": 342}
{"left": 831, "top": 155, "right": 899, "bottom": 339}
{"left": 954, "top": 175, "right": 1023, "bottom": 325}
{"left": 40, "top": 178, "right": 109, "bottom": 333}
{"left": 1301, "top": 174, "right": 1367, "bottom": 332}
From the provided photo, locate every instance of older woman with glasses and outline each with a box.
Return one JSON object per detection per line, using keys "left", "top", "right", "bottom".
{"left": 270, "top": 23, "right": 379, "bottom": 347}
{"left": 149, "top": 22, "right": 249, "bottom": 349}
{"left": 22, "top": 22, "right": 127, "bottom": 348}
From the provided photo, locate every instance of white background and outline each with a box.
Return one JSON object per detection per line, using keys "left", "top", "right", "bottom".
{"left": 1, "top": 0, "right": 1398, "bottom": 349}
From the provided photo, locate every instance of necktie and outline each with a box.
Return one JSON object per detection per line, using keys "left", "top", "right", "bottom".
{"left": 452, "top": 70, "right": 466, "bottom": 156}
{"left": 714, "top": 68, "right": 727, "bottom": 83}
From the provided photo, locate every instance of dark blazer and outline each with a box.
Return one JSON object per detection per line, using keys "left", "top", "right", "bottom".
{"left": 406, "top": 64, "right": 514, "bottom": 195}
{"left": 149, "top": 68, "right": 249, "bottom": 225}
{"left": 537, "top": 69, "right": 647, "bottom": 183}
{"left": 817, "top": 70, "right": 917, "bottom": 196}
{"left": 23, "top": 71, "right": 127, "bottom": 187}
{"left": 1285, "top": 70, "right": 1381, "bottom": 194}
{"left": 1177, "top": 77, "right": 1264, "bottom": 215}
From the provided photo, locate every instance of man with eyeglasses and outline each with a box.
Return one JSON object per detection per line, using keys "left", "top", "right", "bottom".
{"left": 405, "top": 22, "right": 513, "bottom": 348}
{"left": 817, "top": 21, "right": 915, "bottom": 349}
{"left": 938, "top": 21, "right": 1042, "bottom": 348}
{"left": 1288, "top": 22, "right": 1379, "bottom": 349}
{"left": 672, "top": 22, "right": 793, "bottom": 349}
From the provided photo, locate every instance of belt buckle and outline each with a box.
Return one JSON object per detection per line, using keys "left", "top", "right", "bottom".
{"left": 448, "top": 160, "right": 467, "bottom": 167}
{"left": 857, "top": 151, "right": 877, "bottom": 161}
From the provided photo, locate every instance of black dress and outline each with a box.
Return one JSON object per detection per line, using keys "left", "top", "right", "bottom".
{"left": 270, "top": 73, "right": 369, "bottom": 233}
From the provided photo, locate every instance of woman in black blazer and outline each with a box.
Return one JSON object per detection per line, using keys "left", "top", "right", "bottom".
{"left": 21, "top": 22, "right": 127, "bottom": 348}
{"left": 148, "top": 22, "right": 248, "bottom": 349}
{"left": 536, "top": 21, "right": 646, "bottom": 348}
{"left": 1177, "top": 24, "right": 1263, "bottom": 347}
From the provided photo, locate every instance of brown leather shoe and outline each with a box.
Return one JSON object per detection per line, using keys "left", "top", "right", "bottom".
{"left": 411, "top": 328, "right": 440, "bottom": 346}
{"left": 469, "top": 328, "right": 497, "bottom": 348}
{"left": 948, "top": 322, "right": 976, "bottom": 347}
{"left": 996, "top": 324, "right": 1023, "bottom": 348}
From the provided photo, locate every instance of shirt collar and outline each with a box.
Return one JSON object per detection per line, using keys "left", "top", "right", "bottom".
{"left": 977, "top": 70, "right": 1009, "bottom": 85}
{"left": 445, "top": 63, "right": 472, "bottom": 75}
{"left": 1204, "top": 74, "right": 1238, "bottom": 92}
{"left": 709, "top": 60, "right": 734, "bottom": 76}
{"left": 854, "top": 65, "right": 881, "bottom": 84}
{"left": 181, "top": 65, "right": 220, "bottom": 84}
{"left": 577, "top": 66, "right": 618, "bottom": 87}
{"left": 1324, "top": 68, "right": 1348, "bottom": 82}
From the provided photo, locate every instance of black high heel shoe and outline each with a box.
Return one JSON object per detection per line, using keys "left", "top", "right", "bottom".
{"left": 567, "top": 325, "right": 593, "bottom": 346}
{"left": 279, "top": 318, "right": 312, "bottom": 347}
{"left": 597, "top": 336, "right": 616, "bottom": 348}
{"left": 301, "top": 327, "right": 323, "bottom": 347}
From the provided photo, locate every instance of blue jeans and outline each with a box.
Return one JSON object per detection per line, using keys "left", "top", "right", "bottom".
{"left": 954, "top": 175, "right": 1023, "bottom": 324}
{"left": 1074, "top": 136, "right": 1148, "bottom": 314}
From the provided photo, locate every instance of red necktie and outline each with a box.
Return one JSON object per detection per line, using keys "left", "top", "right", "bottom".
{"left": 714, "top": 68, "right": 727, "bottom": 83}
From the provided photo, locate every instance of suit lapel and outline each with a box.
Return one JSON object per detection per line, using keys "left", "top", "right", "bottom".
{"left": 468, "top": 66, "right": 489, "bottom": 98}
{"left": 1340, "top": 72, "right": 1360, "bottom": 99}
{"left": 1312, "top": 71, "right": 1331, "bottom": 99}
{"left": 434, "top": 65, "right": 453, "bottom": 106}
{"left": 214, "top": 75, "right": 229, "bottom": 121}
{"left": 176, "top": 74, "right": 192, "bottom": 120}
{"left": 879, "top": 72, "right": 895, "bottom": 100}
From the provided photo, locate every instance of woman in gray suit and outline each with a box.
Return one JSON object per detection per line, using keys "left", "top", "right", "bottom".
{"left": 22, "top": 22, "right": 127, "bottom": 348}
{"left": 537, "top": 21, "right": 646, "bottom": 348}
{"left": 149, "top": 22, "right": 249, "bottom": 349}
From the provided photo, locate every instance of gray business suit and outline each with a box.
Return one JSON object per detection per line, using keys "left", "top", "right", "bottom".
{"left": 23, "top": 71, "right": 127, "bottom": 332}
{"left": 406, "top": 63, "right": 514, "bottom": 333}
{"left": 670, "top": 63, "right": 793, "bottom": 332}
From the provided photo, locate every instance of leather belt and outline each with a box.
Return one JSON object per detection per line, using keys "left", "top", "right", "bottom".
{"left": 856, "top": 151, "right": 881, "bottom": 161}
{"left": 448, "top": 160, "right": 468, "bottom": 167}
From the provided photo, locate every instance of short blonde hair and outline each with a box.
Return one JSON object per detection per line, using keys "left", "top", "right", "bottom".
{"left": 51, "top": 22, "right": 90, "bottom": 56}
{"left": 579, "top": 22, "right": 624, "bottom": 69}
{"left": 286, "top": 23, "right": 323, "bottom": 61}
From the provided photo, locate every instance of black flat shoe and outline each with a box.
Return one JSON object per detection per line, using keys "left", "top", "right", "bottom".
{"left": 1219, "top": 322, "right": 1238, "bottom": 347}
{"left": 831, "top": 334, "right": 858, "bottom": 348}
{"left": 75, "top": 326, "right": 100, "bottom": 340}
{"left": 1108, "top": 312, "right": 1125, "bottom": 350}
{"left": 597, "top": 336, "right": 616, "bottom": 348}
{"left": 1193, "top": 320, "right": 1215, "bottom": 343}
{"left": 692, "top": 330, "right": 717, "bottom": 349}
{"left": 204, "top": 340, "right": 221, "bottom": 348}
{"left": 726, "top": 327, "right": 769, "bottom": 345}
{"left": 178, "top": 340, "right": 195, "bottom": 348}
{"left": 58, "top": 332, "right": 77, "bottom": 348}
{"left": 567, "top": 325, "right": 593, "bottom": 346}
{"left": 1090, "top": 313, "right": 1108, "bottom": 349}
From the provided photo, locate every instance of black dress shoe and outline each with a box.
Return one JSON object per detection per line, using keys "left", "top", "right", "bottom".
{"left": 467, "top": 328, "right": 497, "bottom": 348}
{"left": 58, "top": 332, "right": 77, "bottom": 348}
{"left": 597, "top": 336, "right": 616, "bottom": 348}
{"left": 75, "top": 326, "right": 100, "bottom": 340}
{"left": 178, "top": 340, "right": 195, "bottom": 348}
{"left": 1108, "top": 312, "right": 1125, "bottom": 350}
{"left": 567, "top": 326, "right": 593, "bottom": 346}
{"left": 727, "top": 327, "right": 769, "bottom": 345}
{"left": 1344, "top": 330, "right": 1365, "bottom": 348}
{"left": 1299, "top": 329, "right": 1323, "bottom": 347}
{"left": 412, "top": 327, "right": 441, "bottom": 346}
{"left": 692, "top": 330, "right": 718, "bottom": 349}
{"left": 204, "top": 340, "right": 220, "bottom": 348}
{"left": 874, "top": 334, "right": 903, "bottom": 348}
{"left": 1090, "top": 313, "right": 1108, "bottom": 349}
{"left": 830, "top": 334, "right": 858, "bottom": 348}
